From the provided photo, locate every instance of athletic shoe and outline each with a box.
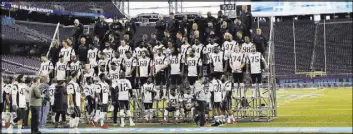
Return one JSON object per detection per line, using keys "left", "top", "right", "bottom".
{"left": 211, "top": 122, "right": 220, "bottom": 127}
{"left": 113, "top": 123, "right": 118, "bottom": 126}
{"left": 7, "top": 125, "right": 13, "bottom": 133}
{"left": 130, "top": 122, "right": 135, "bottom": 127}
{"left": 101, "top": 125, "right": 109, "bottom": 129}
{"left": 161, "top": 120, "right": 167, "bottom": 124}
{"left": 120, "top": 122, "right": 125, "bottom": 128}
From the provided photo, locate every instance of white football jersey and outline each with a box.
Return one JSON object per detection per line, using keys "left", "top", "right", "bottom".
{"left": 67, "top": 80, "right": 81, "bottom": 106}
{"left": 39, "top": 61, "right": 54, "bottom": 76}
{"left": 49, "top": 84, "right": 56, "bottom": 106}
{"left": 181, "top": 44, "right": 191, "bottom": 57}
{"left": 241, "top": 42, "right": 254, "bottom": 54}
{"left": 186, "top": 56, "right": 202, "bottom": 76}
{"left": 247, "top": 52, "right": 264, "bottom": 74}
{"left": 133, "top": 47, "right": 148, "bottom": 58}
{"left": 55, "top": 61, "right": 67, "bottom": 81}
{"left": 168, "top": 94, "right": 181, "bottom": 107}
{"left": 98, "top": 59, "right": 109, "bottom": 74}
{"left": 103, "top": 48, "right": 114, "bottom": 60}
{"left": 116, "top": 79, "right": 132, "bottom": 100}
{"left": 163, "top": 48, "right": 173, "bottom": 57}
{"left": 12, "top": 83, "right": 26, "bottom": 108}
{"left": 84, "top": 84, "right": 95, "bottom": 98}
{"left": 152, "top": 54, "right": 169, "bottom": 73}
{"left": 192, "top": 44, "right": 205, "bottom": 58}
{"left": 142, "top": 83, "right": 155, "bottom": 103}
{"left": 109, "top": 68, "right": 120, "bottom": 84}
{"left": 69, "top": 61, "right": 81, "bottom": 72}
{"left": 123, "top": 57, "right": 138, "bottom": 77}
{"left": 169, "top": 54, "right": 183, "bottom": 75}
{"left": 60, "top": 47, "right": 75, "bottom": 63}
{"left": 222, "top": 40, "right": 237, "bottom": 58}
{"left": 229, "top": 52, "right": 246, "bottom": 73}
{"left": 210, "top": 79, "right": 223, "bottom": 102}
{"left": 205, "top": 43, "right": 219, "bottom": 64}
{"left": 87, "top": 48, "right": 99, "bottom": 66}
{"left": 138, "top": 57, "right": 151, "bottom": 77}
{"left": 82, "top": 70, "right": 95, "bottom": 85}
{"left": 210, "top": 52, "right": 225, "bottom": 72}
{"left": 96, "top": 82, "right": 110, "bottom": 104}
{"left": 118, "top": 45, "right": 132, "bottom": 58}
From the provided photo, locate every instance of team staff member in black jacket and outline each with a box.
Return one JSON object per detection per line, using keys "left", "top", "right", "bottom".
{"left": 73, "top": 19, "right": 84, "bottom": 53}
{"left": 124, "top": 17, "right": 137, "bottom": 41}
{"left": 179, "top": 15, "right": 191, "bottom": 38}
{"left": 155, "top": 15, "right": 167, "bottom": 41}
{"left": 94, "top": 15, "right": 110, "bottom": 51}
{"left": 252, "top": 28, "right": 268, "bottom": 55}
{"left": 110, "top": 17, "right": 124, "bottom": 39}
{"left": 77, "top": 38, "right": 89, "bottom": 64}
{"left": 53, "top": 80, "right": 67, "bottom": 128}
{"left": 167, "top": 12, "right": 179, "bottom": 44}
{"left": 240, "top": 5, "right": 253, "bottom": 38}
{"left": 48, "top": 40, "right": 60, "bottom": 67}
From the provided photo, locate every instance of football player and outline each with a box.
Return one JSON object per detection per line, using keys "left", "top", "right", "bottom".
{"left": 229, "top": 45, "right": 246, "bottom": 97}
{"left": 222, "top": 33, "right": 237, "bottom": 60}
{"left": 87, "top": 44, "right": 99, "bottom": 75}
{"left": 185, "top": 49, "right": 203, "bottom": 90}
{"left": 118, "top": 40, "right": 132, "bottom": 58}
{"left": 210, "top": 46, "right": 226, "bottom": 80}
{"left": 221, "top": 75, "right": 235, "bottom": 124}
{"left": 9, "top": 75, "right": 26, "bottom": 133}
{"left": 152, "top": 48, "right": 169, "bottom": 99}
{"left": 241, "top": 36, "right": 254, "bottom": 54}
{"left": 247, "top": 45, "right": 267, "bottom": 98}
{"left": 162, "top": 88, "right": 181, "bottom": 124}
{"left": 123, "top": 51, "right": 138, "bottom": 98}
{"left": 49, "top": 79, "right": 57, "bottom": 124}
{"left": 180, "top": 89, "right": 195, "bottom": 121}
{"left": 209, "top": 74, "right": 223, "bottom": 126}
{"left": 191, "top": 38, "right": 205, "bottom": 58}
{"left": 67, "top": 71, "right": 81, "bottom": 133}
{"left": 102, "top": 42, "right": 114, "bottom": 60}
{"left": 55, "top": 55, "right": 67, "bottom": 81}
{"left": 137, "top": 50, "right": 152, "bottom": 88}
{"left": 141, "top": 77, "right": 155, "bottom": 123}
{"left": 60, "top": 40, "right": 76, "bottom": 63}
{"left": 38, "top": 55, "right": 54, "bottom": 77}
{"left": 116, "top": 73, "right": 135, "bottom": 127}
{"left": 169, "top": 47, "right": 183, "bottom": 90}
{"left": 83, "top": 77, "right": 96, "bottom": 125}
{"left": 93, "top": 73, "right": 110, "bottom": 129}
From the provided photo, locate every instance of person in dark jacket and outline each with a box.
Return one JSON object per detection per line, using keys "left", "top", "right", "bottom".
{"left": 235, "top": 31, "right": 244, "bottom": 45}
{"left": 167, "top": 12, "right": 179, "bottom": 44}
{"left": 73, "top": 19, "right": 84, "bottom": 53}
{"left": 124, "top": 17, "right": 137, "bottom": 41}
{"left": 53, "top": 80, "right": 67, "bottom": 128}
{"left": 80, "top": 29, "right": 93, "bottom": 47}
{"left": 252, "top": 28, "right": 268, "bottom": 55}
{"left": 162, "top": 31, "right": 171, "bottom": 47}
{"left": 179, "top": 15, "right": 191, "bottom": 38}
{"left": 220, "top": 21, "right": 230, "bottom": 44}
{"left": 48, "top": 39, "right": 60, "bottom": 67}
{"left": 109, "top": 17, "right": 123, "bottom": 40}
{"left": 77, "top": 37, "right": 89, "bottom": 64}
{"left": 155, "top": 15, "right": 167, "bottom": 41}
{"left": 94, "top": 15, "right": 110, "bottom": 50}
{"left": 205, "top": 11, "right": 217, "bottom": 41}
{"left": 194, "top": 12, "right": 206, "bottom": 44}
{"left": 175, "top": 31, "right": 184, "bottom": 50}
{"left": 240, "top": 5, "right": 253, "bottom": 38}
{"left": 233, "top": 18, "right": 246, "bottom": 38}
{"left": 108, "top": 33, "right": 119, "bottom": 51}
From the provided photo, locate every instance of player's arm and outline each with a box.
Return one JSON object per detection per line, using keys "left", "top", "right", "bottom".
{"left": 67, "top": 84, "right": 74, "bottom": 107}
{"left": 127, "top": 81, "right": 134, "bottom": 98}
{"left": 160, "top": 56, "right": 169, "bottom": 71}
{"left": 129, "top": 58, "right": 137, "bottom": 76}
{"left": 261, "top": 54, "right": 268, "bottom": 69}
{"left": 240, "top": 54, "right": 246, "bottom": 69}
{"left": 198, "top": 58, "right": 203, "bottom": 76}
{"left": 49, "top": 61, "right": 54, "bottom": 74}
{"left": 150, "top": 59, "right": 155, "bottom": 76}
{"left": 223, "top": 52, "right": 228, "bottom": 72}
{"left": 136, "top": 59, "right": 140, "bottom": 77}
{"left": 209, "top": 55, "right": 214, "bottom": 74}
{"left": 95, "top": 84, "right": 102, "bottom": 103}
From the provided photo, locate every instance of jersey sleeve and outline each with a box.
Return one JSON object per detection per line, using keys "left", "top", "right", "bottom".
{"left": 95, "top": 84, "right": 102, "bottom": 94}
{"left": 49, "top": 61, "right": 54, "bottom": 70}
{"left": 132, "top": 58, "right": 138, "bottom": 66}
{"left": 126, "top": 80, "right": 132, "bottom": 90}
{"left": 67, "top": 84, "right": 74, "bottom": 94}
{"left": 71, "top": 48, "right": 76, "bottom": 56}
{"left": 197, "top": 58, "right": 203, "bottom": 66}
{"left": 163, "top": 56, "right": 170, "bottom": 65}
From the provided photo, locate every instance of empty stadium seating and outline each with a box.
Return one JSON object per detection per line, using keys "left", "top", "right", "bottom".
{"left": 27, "top": 2, "right": 123, "bottom": 17}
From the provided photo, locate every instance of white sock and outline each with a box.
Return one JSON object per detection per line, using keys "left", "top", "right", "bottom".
{"left": 69, "top": 118, "right": 74, "bottom": 128}
{"left": 144, "top": 110, "right": 149, "bottom": 120}
{"left": 252, "top": 85, "right": 257, "bottom": 97}
{"left": 100, "top": 112, "right": 106, "bottom": 126}
{"left": 175, "top": 110, "right": 180, "bottom": 120}
{"left": 240, "top": 83, "right": 245, "bottom": 97}
{"left": 126, "top": 110, "right": 133, "bottom": 123}
{"left": 75, "top": 117, "right": 80, "bottom": 128}
{"left": 18, "top": 125, "right": 22, "bottom": 133}
{"left": 120, "top": 110, "right": 125, "bottom": 124}
{"left": 94, "top": 110, "right": 100, "bottom": 122}
{"left": 149, "top": 109, "right": 154, "bottom": 120}
{"left": 163, "top": 110, "right": 168, "bottom": 120}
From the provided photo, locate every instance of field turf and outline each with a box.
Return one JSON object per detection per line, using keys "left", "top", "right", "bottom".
{"left": 79, "top": 87, "right": 352, "bottom": 128}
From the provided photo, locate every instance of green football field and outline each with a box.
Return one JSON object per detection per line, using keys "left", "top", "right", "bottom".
{"left": 78, "top": 87, "right": 352, "bottom": 128}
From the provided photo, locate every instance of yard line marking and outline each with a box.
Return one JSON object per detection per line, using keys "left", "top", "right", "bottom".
{"left": 277, "top": 89, "right": 326, "bottom": 106}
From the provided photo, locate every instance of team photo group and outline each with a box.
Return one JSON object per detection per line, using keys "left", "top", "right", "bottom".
{"left": 1, "top": 7, "right": 269, "bottom": 134}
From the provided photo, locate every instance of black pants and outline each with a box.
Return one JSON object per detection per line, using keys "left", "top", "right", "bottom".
{"left": 112, "top": 103, "right": 120, "bottom": 124}
{"left": 24, "top": 102, "right": 29, "bottom": 126}
{"left": 0, "top": 102, "right": 3, "bottom": 129}
{"left": 31, "top": 106, "right": 40, "bottom": 133}
{"left": 196, "top": 100, "right": 206, "bottom": 127}
{"left": 55, "top": 111, "right": 66, "bottom": 123}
